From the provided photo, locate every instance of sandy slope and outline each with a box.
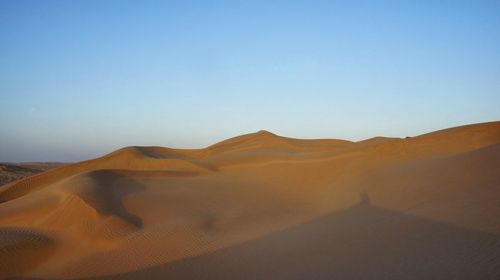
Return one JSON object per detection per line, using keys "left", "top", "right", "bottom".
{"left": 0, "top": 122, "right": 499, "bottom": 279}
{"left": 0, "top": 163, "right": 64, "bottom": 186}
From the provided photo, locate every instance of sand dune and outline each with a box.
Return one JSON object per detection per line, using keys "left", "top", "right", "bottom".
{"left": 0, "top": 163, "right": 64, "bottom": 186}
{"left": 1, "top": 122, "right": 499, "bottom": 279}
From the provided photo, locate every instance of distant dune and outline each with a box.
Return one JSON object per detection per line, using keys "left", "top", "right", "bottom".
{"left": 1, "top": 122, "right": 500, "bottom": 279}
{"left": 0, "top": 163, "right": 65, "bottom": 186}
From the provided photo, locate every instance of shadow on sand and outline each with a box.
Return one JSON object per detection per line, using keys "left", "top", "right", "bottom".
{"left": 85, "top": 170, "right": 144, "bottom": 228}
{"left": 19, "top": 193, "right": 500, "bottom": 280}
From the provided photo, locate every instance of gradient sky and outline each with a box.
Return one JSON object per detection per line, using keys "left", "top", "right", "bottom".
{"left": 1, "top": 0, "right": 499, "bottom": 162}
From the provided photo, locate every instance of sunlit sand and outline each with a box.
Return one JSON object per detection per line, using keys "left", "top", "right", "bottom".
{"left": 1, "top": 122, "right": 499, "bottom": 279}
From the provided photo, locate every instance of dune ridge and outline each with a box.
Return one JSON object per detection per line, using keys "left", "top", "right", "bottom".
{"left": 0, "top": 163, "right": 64, "bottom": 186}
{"left": 1, "top": 121, "right": 499, "bottom": 279}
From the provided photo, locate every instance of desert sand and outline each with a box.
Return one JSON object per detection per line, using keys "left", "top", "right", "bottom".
{"left": 1, "top": 122, "right": 500, "bottom": 279}
{"left": 0, "top": 163, "right": 64, "bottom": 186}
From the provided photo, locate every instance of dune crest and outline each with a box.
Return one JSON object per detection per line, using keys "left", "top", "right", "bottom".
{"left": 1, "top": 122, "right": 500, "bottom": 279}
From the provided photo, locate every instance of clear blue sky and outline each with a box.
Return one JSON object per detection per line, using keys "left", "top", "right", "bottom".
{"left": 1, "top": 0, "right": 499, "bottom": 162}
